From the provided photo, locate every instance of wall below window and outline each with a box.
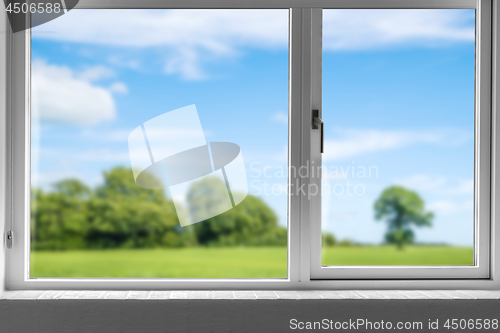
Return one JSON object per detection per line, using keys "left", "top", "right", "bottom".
{"left": 1, "top": 297, "right": 500, "bottom": 332}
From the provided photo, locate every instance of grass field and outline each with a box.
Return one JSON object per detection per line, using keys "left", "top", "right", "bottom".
{"left": 322, "top": 245, "right": 473, "bottom": 266}
{"left": 30, "top": 246, "right": 473, "bottom": 278}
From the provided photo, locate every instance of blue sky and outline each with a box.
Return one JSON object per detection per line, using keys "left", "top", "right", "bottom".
{"left": 31, "top": 9, "right": 475, "bottom": 246}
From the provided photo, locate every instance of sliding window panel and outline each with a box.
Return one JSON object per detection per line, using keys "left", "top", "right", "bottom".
{"left": 311, "top": 8, "right": 490, "bottom": 279}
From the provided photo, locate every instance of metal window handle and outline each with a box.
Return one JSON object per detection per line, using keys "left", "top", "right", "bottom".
{"left": 312, "top": 110, "right": 324, "bottom": 153}
{"left": 6, "top": 231, "right": 13, "bottom": 249}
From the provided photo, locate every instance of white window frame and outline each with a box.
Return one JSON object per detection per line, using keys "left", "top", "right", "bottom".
{"left": 2, "top": 0, "right": 500, "bottom": 290}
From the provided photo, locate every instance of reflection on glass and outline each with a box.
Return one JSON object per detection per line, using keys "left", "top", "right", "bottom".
{"left": 30, "top": 9, "right": 289, "bottom": 278}
{"left": 321, "top": 9, "right": 475, "bottom": 266}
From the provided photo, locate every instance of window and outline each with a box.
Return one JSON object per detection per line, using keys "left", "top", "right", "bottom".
{"left": 311, "top": 8, "right": 489, "bottom": 279}
{"left": 3, "top": 0, "right": 499, "bottom": 290}
{"left": 29, "top": 9, "right": 289, "bottom": 279}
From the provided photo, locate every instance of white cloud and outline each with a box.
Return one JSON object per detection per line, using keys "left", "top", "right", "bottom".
{"left": 36, "top": 146, "right": 130, "bottom": 163}
{"left": 74, "top": 149, "right": 130, "bottom": 162}
{"left": 80, "top": 126, "right": 213, "bottom": 145}
{"left": 323, "top": 128, "right": 471, "bottom": 161}
{"left": 32, "top": 171, "right": 84, "bottom": 189}
{"left": 32, "top": 60, "right": 117, "bottom": 126}
{"left": 395, "top": 175, "right": 474, "bottom": 196}
{"left": 81, "top": 128, "right": 131, "bottom": 142}
{"left": 323, "top": 9, "right": 474, "bottom": 51}
{"left": 107, "top": 56, "right": 141, "bottom": 70}
{"left": 78, "top": 65, "right": 115, "bottom": 81}
{"left": 395, "top": 174, "right": 447, "bottom": 191}
{"left": 165, "top": 47, "right": 207, "bottom": 80}
{"left": 33, "top": 9, "right": 288, "bottom": 80}
{"left": 109, "top": 82, "right": 128, "bottom": 94}
{"left": 35, "top": 10, "right": 287, "bottom": 48}
{"left": 272, "top": 112, "right": 288, "bottom": 125}
{"left": 33, "top": 9, "right": 474, "bottom": 79}
{"left": 142, "top": 127, "right": 208, "bottom": 141}
{"left": 329, "top": 211, "right": 358, "bottom": 222}
{"left": 443, "top": 179, "right": 474, "bottom": 195}
{"left": 428, "top": 199, "right": 473, "bottom": 216}
{"left": 32, "top": 168, "right": 105, "bottom": 190}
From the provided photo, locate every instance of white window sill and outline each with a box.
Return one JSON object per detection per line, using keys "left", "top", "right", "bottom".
{"left": 2, "top": 290, "right": 500, "bottom": 300}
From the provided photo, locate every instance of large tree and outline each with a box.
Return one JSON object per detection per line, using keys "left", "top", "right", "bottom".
{"left": 31, "top": 180, "right": 91, "bottom": 250}
{"left": 187, "top": 177, "right": 286, "bottom": 246}
{"left": 87, "top": 167, "right": 194, "bottom": 248}
{"left": 374, "top": 186, "right": 433, "bottom": 249}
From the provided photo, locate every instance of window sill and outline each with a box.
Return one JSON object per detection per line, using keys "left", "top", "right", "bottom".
{"left": 2, "top": 290, "right": 500, "bottom": 300}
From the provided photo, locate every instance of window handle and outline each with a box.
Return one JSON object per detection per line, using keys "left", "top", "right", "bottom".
{"left": 312, "top": 110, "right": 324, "bottom": 153}
{"left": 6, "top": 231, "right": 13, "bottom": 249}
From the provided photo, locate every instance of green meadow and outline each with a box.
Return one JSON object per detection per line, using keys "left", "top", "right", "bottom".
{"left": 31, "top": 246, "right": 473, "bottom": 278}
{"left": 322, "top": 245, "right": 473, "bottom": 266}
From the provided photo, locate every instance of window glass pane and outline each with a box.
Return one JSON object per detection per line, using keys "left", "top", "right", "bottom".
{"left": 321, "top": 9, "right": 475, "bottom": 266}
{"left": 30, "top": 9, "right": 289, "bottom": 278}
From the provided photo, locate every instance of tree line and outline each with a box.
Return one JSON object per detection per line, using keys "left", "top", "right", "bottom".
{"left": 31, "top": 166, "right": 433, "bottom": 251}
{"left": 31, "top": 167, "right": 289, "bottom": 250}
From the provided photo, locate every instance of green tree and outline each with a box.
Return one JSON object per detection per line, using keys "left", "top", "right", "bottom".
{"left": 322, "top": 232, "right": 337, "bottom": 247}
{"left": 95, "top": 167, "right": 166, "bottom": 203}
{"left": 374, "top": 186, "right": 433, "bottom": 249}
{"left": 87, "top": 167, "right": 195, "bottom": 248}
{"left": 31, "top": 180, "right": 91, "bottom": 250}
{"left": 31, "top": 167, "right": 288, "bottom": 250}
{"left": 187, "top": 177, "right": 286, "bottom": 246}
{"left": 31, "top": 167, "right": 197, "bottom": 250}
{"left": 53, "top": 179, "right": 91, "bottom": 199}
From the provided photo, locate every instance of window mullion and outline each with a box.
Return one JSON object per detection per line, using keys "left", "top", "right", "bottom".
{"left": 288, "top": 7, "right": 303, "bottom": 283}
{"left": 309, "top": 8, "right": 323, "bottom": 277}
{"left": 289, "top": 7, "right": 316, "bottom": 283}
